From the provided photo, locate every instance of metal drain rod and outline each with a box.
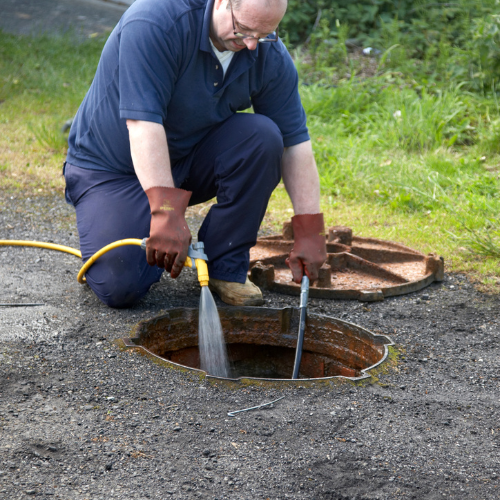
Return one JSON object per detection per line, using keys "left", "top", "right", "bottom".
{"left": 227, "top": 396, "right": 285, "bottom": 417}
{"left": 292, "top": 275, "right": 309, "bottom": 379}
{"left": 0, "top": 303, "right": 44, "bottom": 307}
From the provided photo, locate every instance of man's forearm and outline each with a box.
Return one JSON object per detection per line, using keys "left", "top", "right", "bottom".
{"left": 126, "top": 119, "right": 175, "bottom": 190}
{"left": 127, "top": 119, "right": 192, "bottom": 276}
{"left": 281, "top": 140, "right": 321, "bottom": 214}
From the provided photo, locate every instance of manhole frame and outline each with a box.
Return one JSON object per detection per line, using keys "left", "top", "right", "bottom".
{"left": 116, "top": 306, "right": 394, "bottom": 387}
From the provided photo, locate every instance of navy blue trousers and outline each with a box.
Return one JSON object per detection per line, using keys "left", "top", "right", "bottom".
{"left": 64, "top": 113, "right": 283, "bottom": 308}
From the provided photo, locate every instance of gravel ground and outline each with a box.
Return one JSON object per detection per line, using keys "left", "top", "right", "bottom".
{"left": 0, "top": 190, "right": 499, "bottom": 500}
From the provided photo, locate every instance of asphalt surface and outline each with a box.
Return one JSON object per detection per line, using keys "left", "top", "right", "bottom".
{"left": 0, "top": 0, "right": 128, "bottom": 38}
{"left": 1, "top": 192, "right": 499, "bottom": 500}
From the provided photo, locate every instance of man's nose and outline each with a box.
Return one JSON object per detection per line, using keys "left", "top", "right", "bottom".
{"left": 243, "top": 38, "right": 258, "bottom": 50}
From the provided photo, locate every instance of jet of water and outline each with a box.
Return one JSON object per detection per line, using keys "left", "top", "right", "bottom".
{"left": 198, "top": 286, "right": 230, "bottom": 378}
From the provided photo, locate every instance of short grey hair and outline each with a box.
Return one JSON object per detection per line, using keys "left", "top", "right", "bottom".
{"left": 229, "top": 0, "right": 287, "bottom": 11}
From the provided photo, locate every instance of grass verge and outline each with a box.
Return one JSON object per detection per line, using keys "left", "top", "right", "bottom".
{"left": 0, "top": 30, "right": 106, "bottom": 192}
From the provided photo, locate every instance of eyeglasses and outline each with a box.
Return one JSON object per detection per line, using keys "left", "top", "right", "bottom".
{"left": 229, "top": 0, "right": 279, "bottom": 43}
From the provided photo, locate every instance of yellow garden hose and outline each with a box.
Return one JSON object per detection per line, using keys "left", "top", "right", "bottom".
{"left": 76, "top": 238, "right": 143, "bottom": 284}
{"left": 0, "top": 239, "right": 82, "bottom": 258}
{"left": 0, "top": 238, "right": 208, "bottom": 287}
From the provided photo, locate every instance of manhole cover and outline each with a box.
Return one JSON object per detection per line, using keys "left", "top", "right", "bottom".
{"left": 118, "top": 307, "right": 393, "bottom": 386}
{"left": 249, "top": 223, "right": 444, "bottom": 301}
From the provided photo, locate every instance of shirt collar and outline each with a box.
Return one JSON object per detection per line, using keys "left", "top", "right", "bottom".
{"left": 200, "top": 0, "right": 215, "bottom": 53}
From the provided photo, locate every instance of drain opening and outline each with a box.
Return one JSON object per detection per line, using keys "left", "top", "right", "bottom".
{"left": 163, "top": 343, "right": 362, "bottom": 379}
{"left": 124, "top": 306, "right": 393, "bottom": 383}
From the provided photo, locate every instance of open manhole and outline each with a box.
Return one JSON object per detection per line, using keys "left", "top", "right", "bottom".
{"left": 249, "top": 223, "right": 444, "bottom": 302}
{"left": 119, "top": 307, "right": 393, "bottom": 386}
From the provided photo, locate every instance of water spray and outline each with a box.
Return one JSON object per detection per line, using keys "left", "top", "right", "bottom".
{"left": 138, "top": 240, "right": 229, "bottom": 377}
{"left": 149, "top": 241, "right": 230, "bottom": 377}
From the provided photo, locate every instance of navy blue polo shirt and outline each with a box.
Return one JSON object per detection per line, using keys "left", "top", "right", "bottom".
{"left": 66, "top": 0, "right": 309, "bottom": 175}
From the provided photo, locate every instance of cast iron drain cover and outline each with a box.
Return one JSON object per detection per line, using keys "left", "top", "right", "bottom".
{"left": 249, "top": 223, "right": 444, "bottom": 301}
{"left": 119, "top": 306, "right": 393, "bottom": 386}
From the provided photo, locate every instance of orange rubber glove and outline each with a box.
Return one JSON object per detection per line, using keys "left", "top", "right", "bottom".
{"left": 285, "top": 213, "right": 327, "bottom": 283}
{"left": 145, "top": 186, "right": 192, "bottom": 278}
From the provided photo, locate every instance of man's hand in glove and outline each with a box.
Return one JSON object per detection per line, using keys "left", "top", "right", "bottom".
{"left": 285, "top": 213, "right": 327, "bottom": 283}
{"left": 145, "top": 186, "right": 192, "bottom": 278}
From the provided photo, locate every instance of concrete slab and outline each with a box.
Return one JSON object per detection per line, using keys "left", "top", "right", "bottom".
{"left": 107, "top": 0, "right": 135, "bottom": 5}
{"left": 0, "top": 0, "right": 128, "bottom": 38}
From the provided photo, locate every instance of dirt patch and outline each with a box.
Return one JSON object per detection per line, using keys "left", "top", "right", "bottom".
{"left": 0, "top": 190, "right": 499, "bottom": 499}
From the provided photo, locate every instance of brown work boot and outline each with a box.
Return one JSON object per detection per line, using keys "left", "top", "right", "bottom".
{"left": 209, "top": 277, "right": 264, "bottom": 306}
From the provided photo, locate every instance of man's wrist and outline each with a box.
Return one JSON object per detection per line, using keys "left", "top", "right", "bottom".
{"left": 145, "top": 186, "right": 192, "bottom": 215}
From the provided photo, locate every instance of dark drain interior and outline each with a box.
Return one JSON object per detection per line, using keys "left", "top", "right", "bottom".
{"left": 163, "top": 343, "right": 362, "bottom": 379}
{"left": 125, "top": 306, "right": 393, "bottom": 382}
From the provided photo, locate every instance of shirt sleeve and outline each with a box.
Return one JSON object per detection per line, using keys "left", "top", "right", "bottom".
{"left": 251, "top": 42, "right": 310, "bottom": 148}
{"left": 118, "top": 20, "right": 181, "bottom": 124}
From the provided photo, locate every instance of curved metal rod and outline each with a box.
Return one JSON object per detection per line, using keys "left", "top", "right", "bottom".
{"left": 227, "top": 396, "right": 285, "bottom": 417}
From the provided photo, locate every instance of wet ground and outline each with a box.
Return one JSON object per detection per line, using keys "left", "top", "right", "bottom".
{"left": 1, "top": 191, "right": 499, "bottom": 500}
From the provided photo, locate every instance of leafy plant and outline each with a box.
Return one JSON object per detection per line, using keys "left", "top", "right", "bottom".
{"left": 28, "top": 122, "right": 68, "bottom": 152}
{"left": 285, "top": 0, "right": 500, "bottom": 93}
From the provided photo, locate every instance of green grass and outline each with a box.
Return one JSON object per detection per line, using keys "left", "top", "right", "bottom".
{"left": 0, "top": 29, "right": 106, "bottom": 191}
{"left": 0, "top": 29, "right": 499, "bottom": 286}
{"left": 288, "top": 73, "right": 500, "bottom": 283}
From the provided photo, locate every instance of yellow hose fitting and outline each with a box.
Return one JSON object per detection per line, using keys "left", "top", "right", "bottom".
{"left": 194, "top": 258, "right": 209, "bottom": 287}
{"left": 186, "top": 242, "right": 210, "bottom": 287}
